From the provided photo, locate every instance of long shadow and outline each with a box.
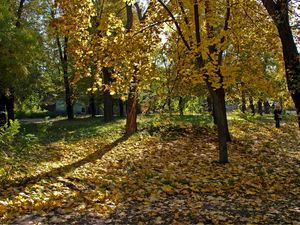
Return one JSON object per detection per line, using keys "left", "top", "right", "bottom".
{"left": 21, "top": 117, "right": 125, "bottom": 145}
{"left": 0, "top": 135, "right": 129, "bottom": 192}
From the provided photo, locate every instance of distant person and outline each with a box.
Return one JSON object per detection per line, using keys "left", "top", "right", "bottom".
{"left": 273, "top": 104, "right": 282, "bottom": 128}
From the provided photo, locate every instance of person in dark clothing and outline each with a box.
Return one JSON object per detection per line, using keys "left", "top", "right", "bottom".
{"left": 274, "top": 104, "right": 282, "bottom": 128}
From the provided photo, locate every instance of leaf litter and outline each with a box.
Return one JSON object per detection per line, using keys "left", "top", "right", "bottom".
{"left": 0, "top": 118, "right": 299, "bottom": 224}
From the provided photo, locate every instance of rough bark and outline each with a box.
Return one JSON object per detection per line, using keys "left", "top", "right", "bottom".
{"left": 262, "top": 0, "right": 300, "bottom": 128}
{"left": 103, "top": 68, "right": 114, "bottom": 122}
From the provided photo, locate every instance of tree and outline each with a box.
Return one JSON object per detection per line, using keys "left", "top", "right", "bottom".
{"left": 50, "top": 4, "right": 74, "bottom": 120}
{"left": 0, "top": 0, "right": 42, "bottom": 125}
{"left": 157, "top": 0, "right": 232, "bottom": 163}
{"left": 220, "top": 0, "right": 286, "bottom": 114}
{"left": 262, "top": 0, "right": 300, "bottom": 128}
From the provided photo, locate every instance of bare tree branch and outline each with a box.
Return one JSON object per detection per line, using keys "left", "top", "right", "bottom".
{"left": 157, "top": 0, "right": 191, "bottom": 51}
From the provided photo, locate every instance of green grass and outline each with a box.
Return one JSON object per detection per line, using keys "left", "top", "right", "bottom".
{"left": 16, "top": 110, "right": 63, "bottom": 119}
{"left": 0, "top": 112, "right": 299, "bottom": 224}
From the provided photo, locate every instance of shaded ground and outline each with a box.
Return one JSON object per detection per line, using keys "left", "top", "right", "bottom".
{"left": 0, "top": 115, "right": 299, "bottom": 224}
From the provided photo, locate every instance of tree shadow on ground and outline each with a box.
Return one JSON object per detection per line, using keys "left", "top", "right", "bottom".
{"left": 21, "top": 117, "right": 125, "bottom": 144}
{"left": 0, "top": 135, "right": 129, "bottom": 195}
{"left": 3, "top": 120, "right": 299, "bottom": 224}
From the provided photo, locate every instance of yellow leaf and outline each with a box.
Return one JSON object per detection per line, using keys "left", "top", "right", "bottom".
{"left": 246, "top": 190, "right": 256, "bottom": 195}
{"left": 162, "top": 185, "right": 173, "bottom": 194}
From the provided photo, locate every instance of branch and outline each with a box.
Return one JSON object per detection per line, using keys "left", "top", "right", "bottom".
{"left": 157, "top": 0, "right": 191, "bottom": 51}
{"left": 178, "top": 0, "right": 190, "bottom": 27}
{"left": 133, "top": 19, "right": 173, "bottom": 36}
{"left": 218, "top": 0, "right": 231, "bottom": 64}
{"left": 126, "top": 3, "right": 133, "bottom": 31}
{"left": 16, "top": 0, "right": 26, "bottom": 27}
{"left": 134, "top": 2, "right": 150, "bottom": 21}
{"left": 194, "top": 1, "right": 201, "bottom": 46}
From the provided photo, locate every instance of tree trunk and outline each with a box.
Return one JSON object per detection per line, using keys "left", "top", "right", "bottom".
{"left": 262, "top": 0, "right": 300, "bottom": 128}
{"left": 167, "top": 97, "right": 172, "bottom": 114}
{"left": 4, "top": 0, "right": 27, "bottom": 123}
{"left": 103, "top": 68, "right": 114, "bottom": 122}
{"left": 257, "top": 99, "right": 263, "bottom": 116}
{"left": 89, "top": 93, "right": 96, "bottom": 118}
{"left": 126, "top": 82, "right": 138, "bottom": 135}
{"left": 207, "top": 95, "right": 213, "bottom": 113}
{"left": 207, "top": 95, "right": 217, "bottom": 124}
{"left": 0, "top": 94, "right": 7, "bottom": 126}
{"left": 212, "top": 105, "right": 217, "bottom": 125}
{"left": 179, "top": 96, "right": 184, "bottom": 116}
{"left": 55, "top": 33, "right": 73, "bottom": 120}
{"left": 62, "top": 37, "right": 73, "bottom": 120}
{"left": 264, "top": 101, "right": 270, "bottom": 114}
{"left": 6, "top": 94, "right": 14, "bottom": 126}
{"left": 219, "top": 87, "right": 231, "bottom": 142}
{"left": 119, "top": 98, "right": 125, "bottom": 117}
{"left": 208, "top": 85, "right": 229, "bottom": 163}
{"left": 200, "top": 0, "right": 230, "bottom": 162}
{"left": 241, "top": 91, "right": 246, "bottom": 113}
{"left": 249, "top": 96, "right": 255, "bottom": 115}
{"left": 63, "top": 75, "right": 73, "bottom": 120}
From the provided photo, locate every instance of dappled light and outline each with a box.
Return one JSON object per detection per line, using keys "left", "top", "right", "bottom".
{"left": 1, "top": 116, "right": 299, "bottom": 224}
{"left": 1, "top": 0, "right": 300, "bottom": 224}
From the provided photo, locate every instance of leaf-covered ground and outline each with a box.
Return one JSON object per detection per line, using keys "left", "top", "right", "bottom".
{"left": 0, "top": 114, "right": 299, "bottom": 224}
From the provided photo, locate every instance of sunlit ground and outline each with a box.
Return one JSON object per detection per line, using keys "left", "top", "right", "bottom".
{"left": 0, "top": 113, "right": 299, "bottom": 224}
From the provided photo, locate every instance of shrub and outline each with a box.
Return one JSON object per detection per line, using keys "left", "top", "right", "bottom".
{"left": 0, "top": 120, "right": 20, "bottom": 149}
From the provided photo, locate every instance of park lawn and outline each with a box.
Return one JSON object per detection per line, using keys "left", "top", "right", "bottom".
{"left": 0, "top": 113, "right": 299, "bottom": 224}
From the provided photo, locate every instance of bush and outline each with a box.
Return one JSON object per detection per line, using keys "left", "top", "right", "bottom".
{"left": 0, "top": 120, "right": 20, "bottom": 149}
